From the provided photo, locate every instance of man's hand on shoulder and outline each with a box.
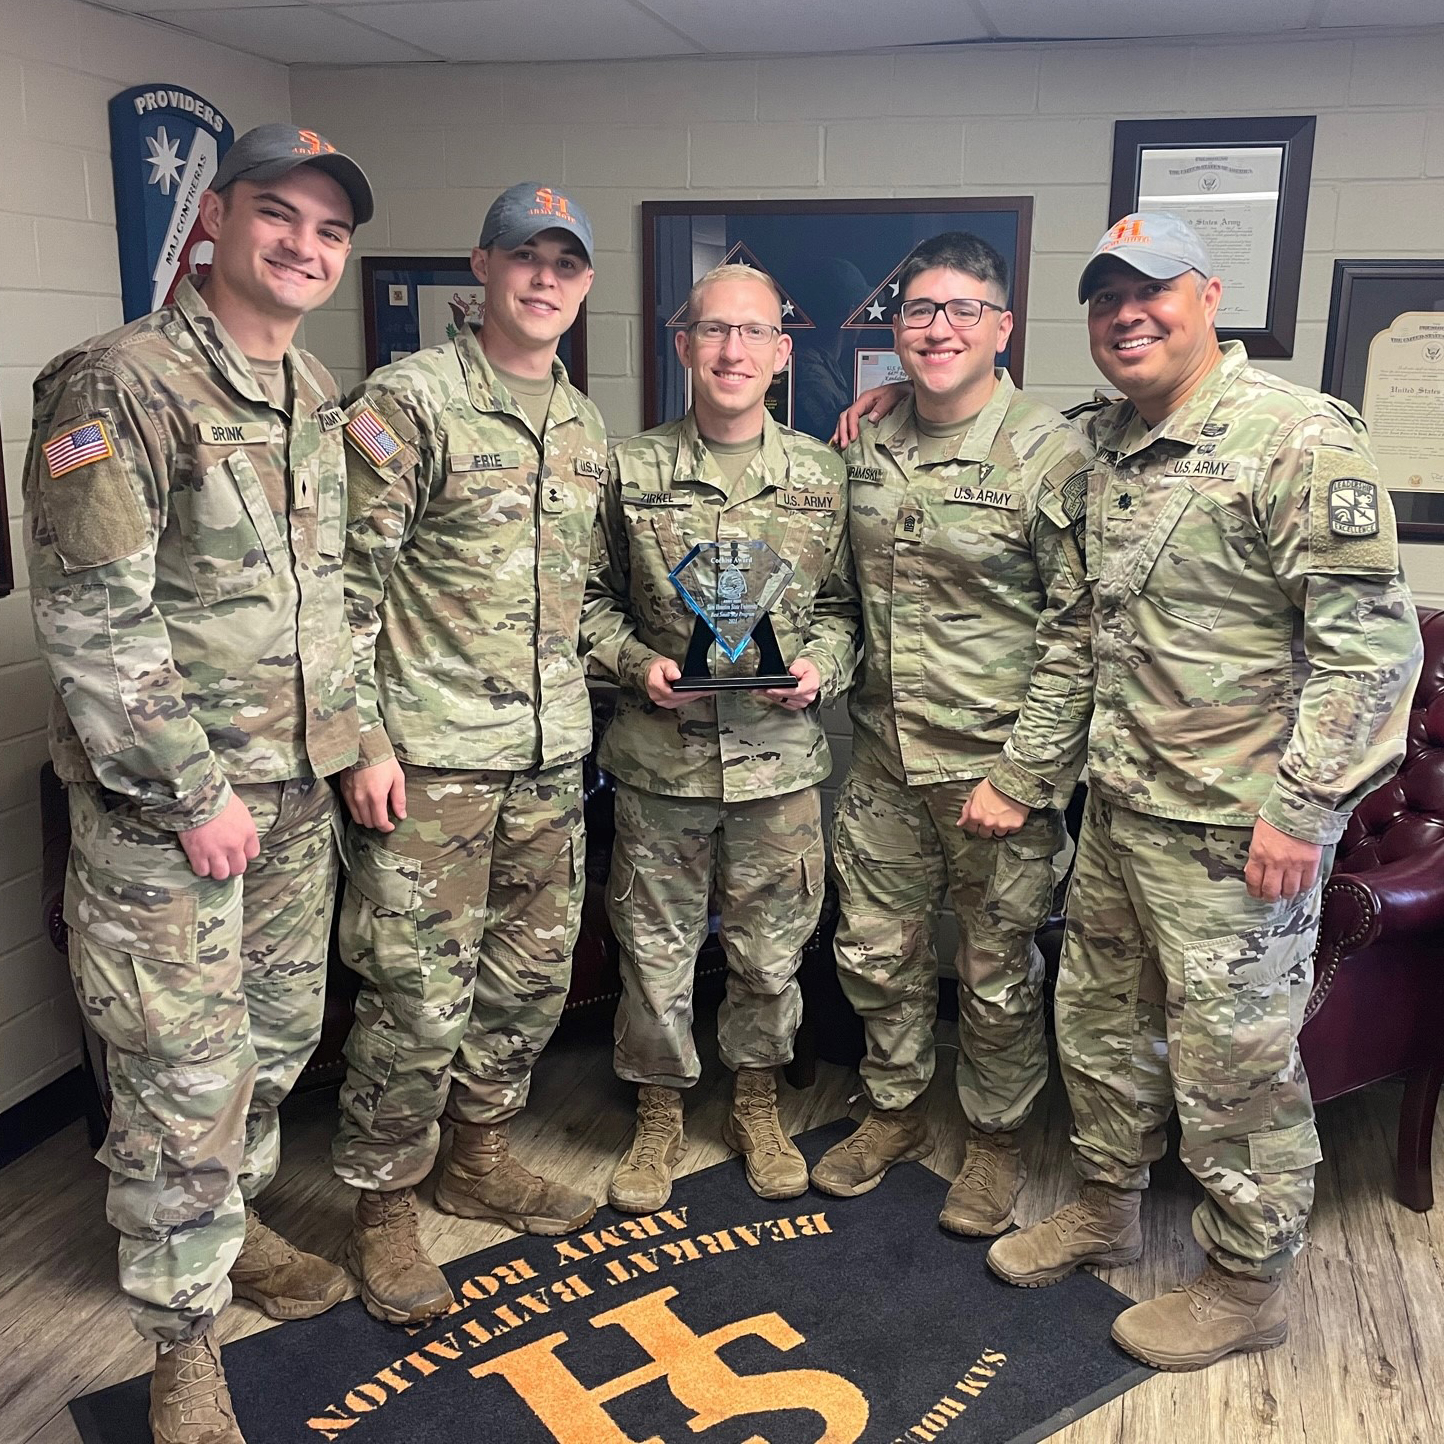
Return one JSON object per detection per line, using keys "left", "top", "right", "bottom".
{"left": 1245, "top": 816, "right": 1324, "bottom": 902}
{"left": 832, "top": 382, "right": 912, "bottom": 448}
{"left": 342, "top": 758, "right": 408, "bottom": 832}
{"left": 179, "top": 793, "right": 260, "bottom": 880}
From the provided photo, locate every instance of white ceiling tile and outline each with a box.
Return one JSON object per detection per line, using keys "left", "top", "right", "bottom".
{"left": 1318, "top": 0, "right": 1444, "bottom": 24}
{"left": 332, "top": 1, "right": 702, "bottom": 62}
{"left": 156, "top": 6, "right": 442, "bottom": 62}
{"left": 973, "top": 0, "right": 1316, "bottom": 39}
{"left": 644, "top": 0, "right": 988, "bottom": 53}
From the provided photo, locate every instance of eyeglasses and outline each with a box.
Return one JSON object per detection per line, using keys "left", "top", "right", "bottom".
{"left": 898, "top": 297, "right": 1005, "bottom": 329}
{"left": 688, "top": 320, "right": 782, "bottom": 347}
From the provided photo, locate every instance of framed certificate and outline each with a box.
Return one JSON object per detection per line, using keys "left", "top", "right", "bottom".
{"left": 641, "top": 197, "right": 1033, "bottom": 437}
{"left": 360, "top": 255, "right": 588, "bottom": 386}
{"left": 1109, "top": 117, "right": 1315, "bottom": 359}
{"left": 1323, "top": 259, "right": 1444, "bottom": 541}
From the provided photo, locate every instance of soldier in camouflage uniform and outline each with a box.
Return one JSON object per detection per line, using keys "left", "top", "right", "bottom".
{"left": 24, "top": 125, "right": 374, "bottom": 1444}
{"left": 980, "top": 214, "right": 1424, "bottom": 1371}
{"left": 581, "top": 264, "right": 859, "bottom": 1210}
{"left": 809, "top": 234, "right": 1093, "bottom": 1238}
{"left": 332, "top": 183, "right": 607, "bottom": 1325}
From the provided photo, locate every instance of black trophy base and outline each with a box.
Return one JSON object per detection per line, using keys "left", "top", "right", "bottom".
{"left": 673, "top": 673, "right": 798, "bottom": 692}
{"left": 672, "top": 613, "right": 799, "bottom": 692}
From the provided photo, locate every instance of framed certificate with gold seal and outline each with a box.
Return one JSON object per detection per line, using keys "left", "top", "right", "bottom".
{"left": 1322, "top": 259, "right": 1444, "bottom": 541}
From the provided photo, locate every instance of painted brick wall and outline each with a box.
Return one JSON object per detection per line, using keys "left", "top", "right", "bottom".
{"left": 0, "top": 0, "right": 291, "bottom": 1112}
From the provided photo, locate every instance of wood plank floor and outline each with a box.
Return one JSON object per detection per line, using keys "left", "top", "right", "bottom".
{"left": 2, "top": 1017, "right": 1440, "bottom": 1444}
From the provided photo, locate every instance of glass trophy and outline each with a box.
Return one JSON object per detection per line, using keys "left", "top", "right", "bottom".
{"left": 668, "top": 540, "right": 797, "bottom": 691}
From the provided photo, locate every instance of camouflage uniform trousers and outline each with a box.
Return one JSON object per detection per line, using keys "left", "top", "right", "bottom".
{"left": 608, "top": 781, "right": 825, "bottom": 1089}
{"left": 831, "top": 752, "right": 1064, "bottom": 1130}
{"left": 1055, "top": 791, "right": 1331, "bottom": 1280}
{"left": 332, "top": 761, "right": 584, "bottom": 1191}
{"left": 64, "top": 776, "right": 338, "bottom": 1344}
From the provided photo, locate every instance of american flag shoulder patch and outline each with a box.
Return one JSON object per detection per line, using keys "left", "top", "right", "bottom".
{"left": 345, "top": 405, "right": 404, "bottom": 469}
{"left": 43, "top": 418, "right": 115, "bottom": 479}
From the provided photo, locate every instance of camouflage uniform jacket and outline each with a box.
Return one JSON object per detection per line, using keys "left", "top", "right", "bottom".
{"left": 845, "top": 372, "right": 1094, "bottom": 806}
{"left": 581, "top": 412, "right": 860, "bottom": 800}
{"left": 1080, "top": 340, "right": 1422, "bottom": 844}
{"left": 343, "top": 328, "right": 607, "bottom": 771}
{"left": 23, "top": 278, "right": 356, "bottom": 832}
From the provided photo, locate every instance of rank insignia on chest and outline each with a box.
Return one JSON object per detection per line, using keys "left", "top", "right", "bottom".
{"left": 1328, "top": 477, "right": 1380, "bottom": 537}
{"left": 1114, "top": 491, "right": 1134, "bottom": 511}
{"left": 541, "top": 481, "right": 568, "bottom": 512}
{"left": 43, "top": 418, "right": 115, "bottom": 477}
{"left": 345, "top": 406, "right": 403, "bottom": 468}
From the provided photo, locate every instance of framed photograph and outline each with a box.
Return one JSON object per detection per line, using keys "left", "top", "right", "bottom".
{"left": 1109, "top": 116, "right": 1315, "bottom": 359}
{"left": 361, "top": 255, "right": 588, "bottom": 386}
{"left": 1322, "top": 259, "right": 1444, "bottom": 542}
{"left": 641, "top": 197, "right": 1034, "bottom": 438}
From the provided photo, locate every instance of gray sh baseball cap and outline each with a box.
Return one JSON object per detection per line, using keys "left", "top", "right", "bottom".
{"left": 1078, "top": 211, "right": 1213, "bottom": 303}
{"left": 212, "top": 123, "right": 374, "bottom": 227}
{"left": 479, "top": 182, "right": 594, "bottom": 263}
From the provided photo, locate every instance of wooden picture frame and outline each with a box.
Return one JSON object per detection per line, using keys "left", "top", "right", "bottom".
{"left": 1323, "top": 259, "right": 1444, "bottom": 542}
{"left": 641, "top": 197, "right": 1033, "bottom": 437}
{"left": 1109, "top": 116, "right": 1315, "bottom": 359}
{"left": 360, "top": 255, "right": 588, "bottom": 386}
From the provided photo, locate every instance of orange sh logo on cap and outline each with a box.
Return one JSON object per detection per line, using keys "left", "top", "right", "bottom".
{"left": 533, "top": 187, "right": 574, "bottom": 221}
{"left": 1102, "top": 217, "right": 1148, "bottom": 251}
{"left": 293, "top": 128, "right": 337, "bottom": 156}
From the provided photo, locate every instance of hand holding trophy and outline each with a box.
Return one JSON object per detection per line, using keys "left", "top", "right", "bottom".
{"left": 668, "top": 539, "right": 797, "bottom": 692}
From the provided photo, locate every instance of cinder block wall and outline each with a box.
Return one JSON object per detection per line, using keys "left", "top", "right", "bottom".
{"left": 0, "top": 0, "right": 291, "bottom": 1112}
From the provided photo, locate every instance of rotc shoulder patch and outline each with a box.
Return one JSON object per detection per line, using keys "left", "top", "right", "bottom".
{"left": 43, "top": 418, "right": 115, "bottom": 478}
{"left": 1328, "top": 476, "right": 1379, "bottom": 537}
{"left": 1061, "top": 468, "right": 1087, "bottom": 525}
{"left": 345, "top": 405, "right": 404, "bottom": 469}
{"left": 1307, "top": 447, "right": 1398, "bottom": 576}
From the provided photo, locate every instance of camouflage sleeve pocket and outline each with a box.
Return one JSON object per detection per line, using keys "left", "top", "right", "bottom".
{"left": 1305, "top": 446, "right": 1399, "bottom": 576}
{"left": 343, "top": 393, "right": 422, "bottom": 523}
{"left": 38, "top": 413, "right": 149, "bottom": 572}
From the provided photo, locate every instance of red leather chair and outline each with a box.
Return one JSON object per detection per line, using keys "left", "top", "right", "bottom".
{"left": 1301, "top": 606, "right": 1444, "bottom": 1212}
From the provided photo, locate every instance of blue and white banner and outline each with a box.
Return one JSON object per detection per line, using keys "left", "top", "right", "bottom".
{"left": 109, "top": 84, "right": 234, "bottom": 321}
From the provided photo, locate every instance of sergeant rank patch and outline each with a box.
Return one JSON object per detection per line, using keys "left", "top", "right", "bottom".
{"left": 345, "top": 406, "right": 403, "bottom": 468}
{"left": 1328, "top": 477, "right": 1380, "bottom": 537}
{"left": 43, "top": 419, "right": 115, "bottom": 478}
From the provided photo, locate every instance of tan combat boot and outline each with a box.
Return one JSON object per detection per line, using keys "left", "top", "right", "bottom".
{"left": 1111, "top": 1261, "right": 1288, "bottom": 1370}
{"left": 434, "top": 1121, "right": 596, "bottom": 1235}
{"left": 809, "top": 1102, "right": 929, "bottom": 1198}
{"left": 939, "top": 1131, "right": 1026, "bottom": 1237}
{"left": 149, "top": 1331, "right": 244, "bottom": 1444}
{"left": 229, "top": 1207, "right": 350, "bottom": 1320}
{"left": 609, "top": 1085, "right": 686, "bottom": 1213}
{"left": 986, "top": 1181, "right": 1142, "bottom": 1287}
{"left": 721, "top": 1067, "right": 808, "bottom": 1200}
{"left": 345, "top": 1187, "right": 454, "bottom": 1326}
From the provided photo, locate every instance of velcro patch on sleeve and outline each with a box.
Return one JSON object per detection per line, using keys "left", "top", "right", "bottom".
{"left": 1306, "top": 447, "right": 1398, "bottom": 576}
{"left": 345, "top": 404, "right": 405, "bottom": 469}
{"left": 44, "top": 418, "right": 114, "bottom": 478}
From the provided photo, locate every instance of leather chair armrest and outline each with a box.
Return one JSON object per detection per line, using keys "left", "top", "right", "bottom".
{"left": 1320, "top": 846, "right": 1444, "bottom": 957}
